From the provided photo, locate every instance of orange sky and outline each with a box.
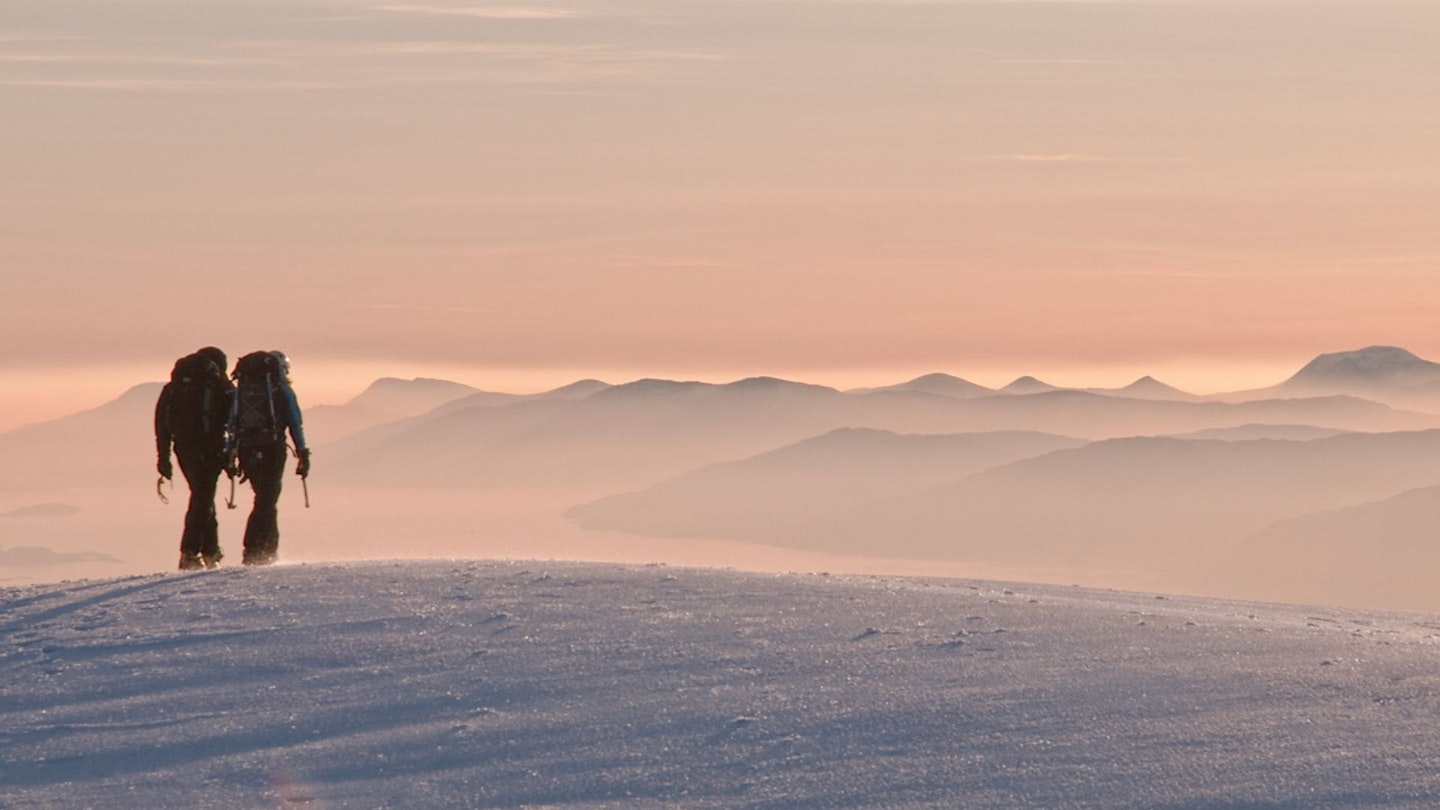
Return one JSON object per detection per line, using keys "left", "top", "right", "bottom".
{"left": 2, "top": 0, "right": 1438, "bottom": 430}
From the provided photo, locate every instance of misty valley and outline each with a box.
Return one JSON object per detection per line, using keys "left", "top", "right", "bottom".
{"left": 6, "top": 345, "right": 1440, "bottom": 613}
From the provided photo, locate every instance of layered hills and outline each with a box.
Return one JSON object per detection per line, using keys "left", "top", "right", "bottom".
{"left": 5, "top": 346, "right": 1440, "bottom": 610}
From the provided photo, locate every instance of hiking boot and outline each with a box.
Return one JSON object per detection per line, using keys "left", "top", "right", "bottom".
{"left": 202, "top": 550, "right": 223, "bottom": 569}
{"left": 242, "top": 550, "right": 276, "bottom": 566}
{"left": 178, "top": 553, "right": 204, "bottom": 571}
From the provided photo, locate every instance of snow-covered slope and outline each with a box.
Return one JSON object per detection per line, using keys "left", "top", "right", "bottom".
{"left": 5, "top": 561, "right": 1440, "bottom": 809}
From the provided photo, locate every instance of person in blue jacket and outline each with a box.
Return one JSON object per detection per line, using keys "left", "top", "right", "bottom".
{"left": 227, "top": 350, "right": 311, "bottom": 565}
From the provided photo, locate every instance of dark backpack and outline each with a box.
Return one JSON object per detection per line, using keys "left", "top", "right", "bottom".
{"left": 166, "top": 353, "right": 229, "bottom": 442}
{"left": 232, "top": 351, "right": 284, "bottom": 446}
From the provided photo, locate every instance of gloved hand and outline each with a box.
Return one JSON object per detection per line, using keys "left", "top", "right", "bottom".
{"left": 157, "top": 456, "right": 173, "bottom": 480}
{"left": 295, "top": 447, "right": 311, "bottom": 478}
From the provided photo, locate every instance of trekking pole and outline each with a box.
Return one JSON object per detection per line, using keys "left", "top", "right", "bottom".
{"left": 156, "top": 476, "right": 170, "bottom": 505}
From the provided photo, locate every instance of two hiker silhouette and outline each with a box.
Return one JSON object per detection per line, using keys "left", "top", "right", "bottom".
{"left": 154, "top": 348, "right": 310, "bottom": 570}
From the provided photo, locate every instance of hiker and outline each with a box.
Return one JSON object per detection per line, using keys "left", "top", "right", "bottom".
{"left": 155, "top": 347, "right": 235, "bottom": 570}
{"left": 227, "top": 350, "right": 311, "bottom": 565}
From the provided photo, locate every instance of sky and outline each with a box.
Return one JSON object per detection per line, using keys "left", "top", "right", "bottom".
{"left": 3, "top": 0, "right": 1439, "bottom": 429}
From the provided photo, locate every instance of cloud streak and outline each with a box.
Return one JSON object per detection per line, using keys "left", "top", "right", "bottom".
{"left": 0, "top": 37, "right": 723, "bottom": 93}
{"left": 0, "top": 79, "right": 340, "bottom": 92}
{"left": 0, "top": 53, "right": 282, "bottom": 67}
{"left": 983, "top": 154, "right": 1187, "bottom": 164}
{"left": 374, "top": 3, "right": 586, "bottom": 19}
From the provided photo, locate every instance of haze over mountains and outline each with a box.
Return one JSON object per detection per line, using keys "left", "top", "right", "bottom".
{"left": 5, "top": 346, "right": 1440, "bottom": 611}
{"left": 305, "top": 377, "right": 482, "bottom": 446}
{"left": 566, "top": 428, "right": 1089, "bottom": 545}
{"left": 572, "top": 430, "right": 1440, "bottom": 560}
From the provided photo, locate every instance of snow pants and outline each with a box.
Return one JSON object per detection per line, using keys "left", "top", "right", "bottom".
{"left": 175, "top": 444, "right": 225, "bottom": 561}
{"left": 239, "top": 440, "right": 288, "bottom": 564}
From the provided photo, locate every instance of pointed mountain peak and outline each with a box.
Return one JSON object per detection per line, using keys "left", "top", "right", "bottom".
{"left": 1001, "top": 376, "right": 1061, "bottom": 395}
{"left": 1113, "top": 376, "right": 1197, "bottom": 401}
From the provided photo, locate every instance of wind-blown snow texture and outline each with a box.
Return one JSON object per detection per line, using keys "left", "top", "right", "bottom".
{"left": 5, "top": 561, "right": 1440, "bottom": 809}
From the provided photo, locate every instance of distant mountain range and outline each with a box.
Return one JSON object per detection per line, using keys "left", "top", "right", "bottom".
{"left": 321, "top": 376, "right": 1436, "bottom": 492}
{"left": 851, "top": 345, "right": 1440, "bottom": 407}
{"left": 5, "top": 346, "right": 1440, "bottom": 491}
{"left": 8, "top": 345, "right": 1440, "bottom": 611}
{"left": 853, "top": 372, "right": 1199, "bottom": 402}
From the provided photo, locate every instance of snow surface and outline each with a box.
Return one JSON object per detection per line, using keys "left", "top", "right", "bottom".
{"left": 5, "top": 560, "right": 1440, "bottom": 808}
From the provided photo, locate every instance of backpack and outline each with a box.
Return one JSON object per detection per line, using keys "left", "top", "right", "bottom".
{"left": 166, "top": 353, "right": 229, "bottom": 443}
{"left": 232, "top": 351, "right": 285, "bottom": 446}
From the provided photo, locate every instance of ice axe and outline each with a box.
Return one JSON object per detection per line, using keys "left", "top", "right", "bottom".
{"left": 156, "top": 476, "right": 171, "bottom": 505}
{"left": 290, "top": 443, "right": 310, "bottom": 508}
{"left": 224, "top": 453, "right": 240, "bottom": 509}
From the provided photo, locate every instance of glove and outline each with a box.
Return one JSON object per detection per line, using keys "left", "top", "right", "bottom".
{"left": 157, "top": 456, "right": 173, "bottom": 480}
{"left": 295, "top": 447, "right": 311, "bottom": 479}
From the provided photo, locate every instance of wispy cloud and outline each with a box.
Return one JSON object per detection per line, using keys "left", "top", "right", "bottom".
{"left": 0, "top": 35, "right": 724, "bottom": 94}
{"left": 0, "top": 53, "right": 281, "bottom": 67}
{"left": 0, "top": 33, "right": 97, "bottom": 45}
{"left": 0, "top": 78, "right": 341, "bottom": 92}
{"left": 997, "top": 58, "right": 1140, "bottom": 66}
{"left": 363, "top": 40, "right": 723, "bottom": 63}
{"left": 984, "top": 154, "right": 1187, "bottom": 164}
{"left": 375, "top": 3, "right": 586, "bottom": 19}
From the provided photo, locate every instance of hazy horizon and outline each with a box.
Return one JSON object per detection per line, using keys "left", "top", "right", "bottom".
{"left": 0, "top": 348, "right": 1386, "bottom": 433}
{"left": 8, "top": 343, "right": 1440, "bottom": 611}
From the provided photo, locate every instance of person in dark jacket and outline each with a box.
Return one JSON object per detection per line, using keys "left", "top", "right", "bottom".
{"left": 227, "top": 350, "right": 311, "bottom": 565}
{"left": 154, "top": 346, "right": 234, "bottom": 570}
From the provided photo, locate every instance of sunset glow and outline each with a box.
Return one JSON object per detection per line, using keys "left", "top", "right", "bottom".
{"left": 3, "top": 0, "right": 1438, "bottom": 427}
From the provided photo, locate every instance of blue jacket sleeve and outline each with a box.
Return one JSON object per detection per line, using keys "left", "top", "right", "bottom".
{"left": 276, "top": 382, "right": 308, "bottom": 452}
